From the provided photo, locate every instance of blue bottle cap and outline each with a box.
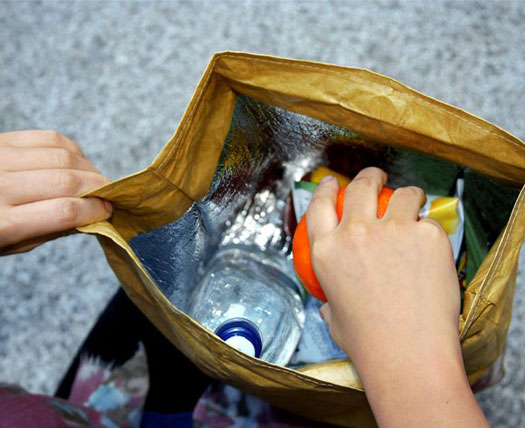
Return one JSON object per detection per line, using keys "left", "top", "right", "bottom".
{"left": 215, "top": 318, "right": 263, "bottom": 358}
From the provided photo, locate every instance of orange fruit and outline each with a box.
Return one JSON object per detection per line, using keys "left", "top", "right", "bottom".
{"left": 293, "top": 185, "right": 394, "bottom": 302}
{"left": 292, "top": 217, "right": 326, "bottom": 301}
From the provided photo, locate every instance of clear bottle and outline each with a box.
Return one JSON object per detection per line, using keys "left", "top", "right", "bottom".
{"left": 188, "top": 245, "right": 305, "bottom": 366}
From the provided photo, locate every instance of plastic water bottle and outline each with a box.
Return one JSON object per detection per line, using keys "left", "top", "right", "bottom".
{"left": 188, "top": 245, "right": 305, "bottom": 366}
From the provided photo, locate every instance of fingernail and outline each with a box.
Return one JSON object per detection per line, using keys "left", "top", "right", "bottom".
{"left": 319, "top": 175, "right": 335, "bottom": 184}
{"left": 104, "top": 200, "right": 113, "bottom": 214}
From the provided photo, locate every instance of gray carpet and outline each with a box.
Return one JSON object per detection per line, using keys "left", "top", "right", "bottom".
{"left": 1, "top": 0, "right": 524, "bottom": 425}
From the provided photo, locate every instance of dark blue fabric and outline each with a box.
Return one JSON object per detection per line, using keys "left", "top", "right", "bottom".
{"left": 141, "top": 411, "right": 193, "bottom": 428}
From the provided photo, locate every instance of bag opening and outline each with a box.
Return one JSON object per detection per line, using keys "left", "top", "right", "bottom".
{"left": 129, "top": 95, "right": 520, "bottom": 369}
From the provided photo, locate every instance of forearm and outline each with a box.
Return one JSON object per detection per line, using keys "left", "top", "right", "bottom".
{"left": 353, "top": 340, "right": 490, "bottom": 428}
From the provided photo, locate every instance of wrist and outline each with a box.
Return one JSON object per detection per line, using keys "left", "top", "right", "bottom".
{"left": 342, "top": 320, "right": 463, "bottom": 382}
{"left": 352, "top": 330, "right": 466, "bottom": 391}
{"left": 351, "top": 338, "right": 488, "bottom": 427}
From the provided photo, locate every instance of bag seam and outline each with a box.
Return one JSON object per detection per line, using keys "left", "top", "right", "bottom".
{"left": 157, "top": 55, "right": 221, "bottom": 172}
{"left": 150, "top": 168, "right": 196, "bottom": 203}
{"left": 460, "top": 186, "right": 525, "bottom": 340}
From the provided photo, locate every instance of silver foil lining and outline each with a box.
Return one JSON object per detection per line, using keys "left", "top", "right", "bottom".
{"left": 129, "top": 96, "right": 519, "bottom": 312}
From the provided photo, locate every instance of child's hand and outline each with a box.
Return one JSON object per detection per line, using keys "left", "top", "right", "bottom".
{"left": 0, "top": 130, "right": 112, "bottom": 252}
{"left": 306, "top": 166, "right": 488, "bottom": 427}
{"left": 307, "top": 166, "right": 460, "bottom": 367}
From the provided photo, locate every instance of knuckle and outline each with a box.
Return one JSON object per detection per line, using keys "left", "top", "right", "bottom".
{"left": 395, "top": 186, "right": 424, "bottom": 199}
{"left": 310, "top": 239, "right": 330, "bottom": 264}
{"left": 53, "top": 148, "right": 76, "bottom": 169}
{"left": 345, "top": 220, "right": 369, "bottom": 236}
{"left": 55, "top": 199, "right": 80, "bottom": 225}
{"left": 68, "top": 139, "right": 82, "bottom": 154}
{"left": 362, "top": 166, "right": 384, "bottom": 176}
{"left": 309, "top": 193, "right": 331, "bottom": 207}
{"left": 385, "top": 218, "right": 404, "bottom": 229}
{"left": 383, "top": 219, "right": 408, "bottom": 234}
{"left": 310, "top": 241, "right": 321, "bottom": 261}
{"left": 420, "top": 219, "right": 447, "bottom": 238}
{"left": 55, "top": 171, "right": 81, "bottom": 195}
{"left": 43, "top": 129, "right": 62, "bottom": 143}
{"left": 350, "top": 176, "right": 376, "bottom": 190}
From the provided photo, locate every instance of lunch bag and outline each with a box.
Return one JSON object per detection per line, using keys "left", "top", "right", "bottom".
{"left": 61, "top": 53, "right": 525, "bottom": 426}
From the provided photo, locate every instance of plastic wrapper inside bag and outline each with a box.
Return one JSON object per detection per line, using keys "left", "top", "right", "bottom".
{"left": 61, "top": 54, "right": 525, "bottom": 427}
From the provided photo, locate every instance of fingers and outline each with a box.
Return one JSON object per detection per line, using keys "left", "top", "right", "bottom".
{"left": 0, "top": 130, "right": 84, "bottom": 156}
{"left": 0, "top": 130, "right": 111, "bottom": 251}
{"left": 383, "top": 186, "right": 426, "bottom": 221}
{"left": 0, "top": 146, "right": 102, "bottom": 174}
{"left": 341, "top": 167, "right": 387, "bottom": 223}
{"left": 0, "top": 170, "right": 111, "bottom": 205}
{"left": 306, "top": 176, "right": 339, "bottom": 244}
{"left": 0, "top": 197, "right": 112, "bottom": 248}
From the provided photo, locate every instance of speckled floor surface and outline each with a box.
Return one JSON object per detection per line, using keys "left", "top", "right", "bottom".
{"left": 1, "top": 0, "right": 524, "bottom": 425}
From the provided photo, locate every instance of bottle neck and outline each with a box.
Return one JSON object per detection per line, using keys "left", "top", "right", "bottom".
{"left": 215, "top": 318, "right": 263, "bottom": 358}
